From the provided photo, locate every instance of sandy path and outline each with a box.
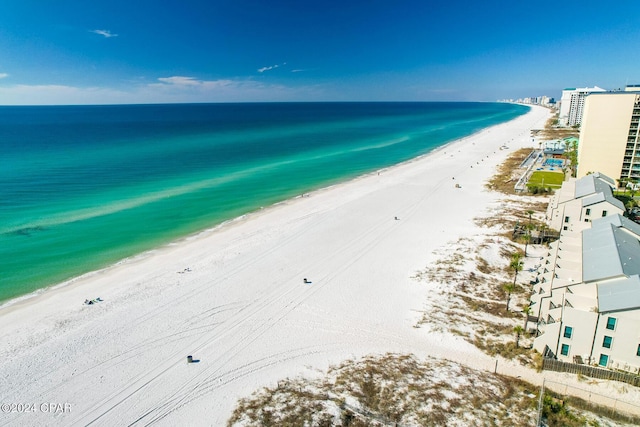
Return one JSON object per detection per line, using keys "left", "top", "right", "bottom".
{"left": 4, "top": 105, "right": 633, "bottom": 427}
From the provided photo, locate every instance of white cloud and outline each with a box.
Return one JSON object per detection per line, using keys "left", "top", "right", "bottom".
{"left": 0, "top": 84, "right": 131, "bottom": 105}
{"left": 258, "top": 63, "right": 286, "bottom": 73}
{"left": 157, "top": 76, "right": 201, "bottom": 86}
{"left": 0, "top": 76, "right": 326, "bottom": 105}
{"left": 258, "top": 65, "right": 278, "bottom": 73}
{"left": 0, "top": 73, "right": 8, "bottom": 79}
{"left": 153, "top": 76, "right": 235, "bottom": 90}
{"left": 90, "top": 29, "right": 118, "bottom": 38}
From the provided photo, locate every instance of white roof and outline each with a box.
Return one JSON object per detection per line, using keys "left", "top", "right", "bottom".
{"left": 598, "top": 275, "right": 640, "bottom": 313}
{"left": 583, "top": 216, "right": 640, "bottom": 282}
{"left": 575, "top": 173, "right": 614, "bottom": 196}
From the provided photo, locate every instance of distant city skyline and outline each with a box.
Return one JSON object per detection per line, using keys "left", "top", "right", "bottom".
{"left": 0, "top": 0, "right": 638, "bottom": 105}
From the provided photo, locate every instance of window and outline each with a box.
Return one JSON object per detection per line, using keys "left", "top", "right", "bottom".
{"left": 563, "top": 326, "right": 573, "bottom": 338}
{"left": 599, "top": 354, "right": 609, "bottom": 367}
{"left": 637, "top": 344, "right": 640, "bottom": 357}
{"left": 563, "top": 226, "right": 568, "bottom": 231}
{"left": 561, "top": 344, "right": 570, "bottom": 356}
{"left": 585, "top": 208, "right": 591, "bottom": 216}
{"left": 564, "top": 216, "right": 570, "bottom": 223}
{"left": 602, "top": 210, "right": 608, "bottom": 217}
{"left": 606, "top": 317, "right": 616, "bottom": 330}
{"left": 603, "top": 336, "right": 613, "bottom": 349}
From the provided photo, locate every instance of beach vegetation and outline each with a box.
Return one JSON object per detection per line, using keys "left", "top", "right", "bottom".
{"left": 503, "top": 282, "right": 516, "bottom": 311}
{"left": 617, "top": 177, "right": 629, "bottom": 193}
{"left": 534, "top": 115, "right": 579, "bottom": 140}
{"left": 541, "top": 393, "right": 584, "bottom": 427}
{"left": 528, "top": 185, "right": 552, "bottom": 194}
{"left": 473, "top": 337, "right": 532, "bottom": 363}
{"left": 526, "top": 209, "right": 534, "bottom": 225}
{"left": 415, "top": 191, "right": 548, "bottom": 364}
{"left": 563, "top": 142, "right": 579, "bottom": 178}
{"left": 539, "top": 389, "right": 640, "bottom": 427}
{"left": 227, "top": 353, "right": 548, "bottom": 427}
{"left": 476, "top": 255, "right": 492, "bottom": 274}
{"left": 614, "top": 193, "right": 634, "bottom": 207}
{"left": 522, "top": 304, "right": 532, "bottom": 330}
{"left": 509, "top": 252, "right": 523, "bottom": 286}
{"left": 522, "top": 230, "right": 531, "bottom": 256}
{"left": 413, "top": 227, "right": 535, "bottom": 363}
{"left": 513, "top": 325, "right": 524, "bottom": 348}
{"left": 474, "top": 200, "right": 547, "bottom": 237}
{"left": 485, "top": 148, "right": 533, "bottom": 194}
{"left": 532, "top": 352, "right": 544, "bottom": 372}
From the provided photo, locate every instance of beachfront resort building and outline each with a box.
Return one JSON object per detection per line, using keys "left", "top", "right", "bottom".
{"left": 542, "top": 140, "right": 566, "bottom": 159}
{"left": 546, "top": 173, "right": 624, "bottom": 233}
{"left": 576, "top": 87, "right": 640, "bottom": 183}
{"left": 558, "top": 86, "right": 606, "bottom": 127}
{"left": 532, "top": 175, "right": 640, "bottom": 374}
{"left": 531, "top": 214, "right": 640, "bottom": 373}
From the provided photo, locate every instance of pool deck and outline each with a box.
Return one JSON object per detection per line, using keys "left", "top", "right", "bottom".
{"left": 515, "top": 150, "right": 566, "bottom": 192}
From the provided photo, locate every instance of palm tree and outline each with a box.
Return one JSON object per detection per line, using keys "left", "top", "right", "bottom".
{"left": 630, "top": 181, "right": 638, "bottom": 201}
{"left": 510, "top": 252, "right": 523, "bottom": 287}
{"left": 626, "top": 200, "right": 636, "bottom": 215}
{"left": 503, "top": 282, "right": 515, "bottom": 311}
{"left": 616, "top": 178, "right": 624, "bottom": 193}
{"left": 522, "top": 232, "right": 531, "bottom": 257}
{"left": 526, "top": 210, "right": 534, "bottom": 226}
{"left": 514, "top": 325, "right": 524, "bottom": 348}
{"left": 506, "top": 253, "right": 523, "bottom": 312}
{"left": 522, "top": 305, "right": 532, "bottom": 330}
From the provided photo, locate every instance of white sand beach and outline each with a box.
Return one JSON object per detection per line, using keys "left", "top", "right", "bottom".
{"left": 2, "top": 105, "right": 638, "bottom": 426}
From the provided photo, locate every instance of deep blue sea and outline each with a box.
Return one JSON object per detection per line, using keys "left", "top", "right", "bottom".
{"left": 0, "top": 102, "right": 528, "bottom": 303}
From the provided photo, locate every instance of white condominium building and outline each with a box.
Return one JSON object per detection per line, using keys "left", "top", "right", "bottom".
{"left": 558, "top": 86, "right": 606, "bottom": 127}
{"left": 532, "top": 212, "right": 640, "bottom": 374}
{"left": 546, "top": 173, "right": 623, "bottom": 233}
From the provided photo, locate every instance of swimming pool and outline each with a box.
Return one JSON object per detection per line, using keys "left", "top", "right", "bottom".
{"left": 544, "top": 159, "right": 564, "bottom": 167}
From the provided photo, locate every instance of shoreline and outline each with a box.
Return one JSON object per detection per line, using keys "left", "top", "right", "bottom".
{"left": 1, "top": 102, "right": 528, "bottom": 306}
{"left": 0, "top": 108, "right": 525, "bottom": 311}
{"left": 8, "top": 105, "right": 630, "bottom": 426}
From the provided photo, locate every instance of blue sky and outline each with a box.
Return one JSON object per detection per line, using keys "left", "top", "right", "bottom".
{"left": 0, "top": 0, "right": 638, "bottom": 104}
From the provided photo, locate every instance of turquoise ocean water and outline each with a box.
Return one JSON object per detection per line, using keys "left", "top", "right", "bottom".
{"left": 0, "top": 102, "right": 528, "bottom": 303}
